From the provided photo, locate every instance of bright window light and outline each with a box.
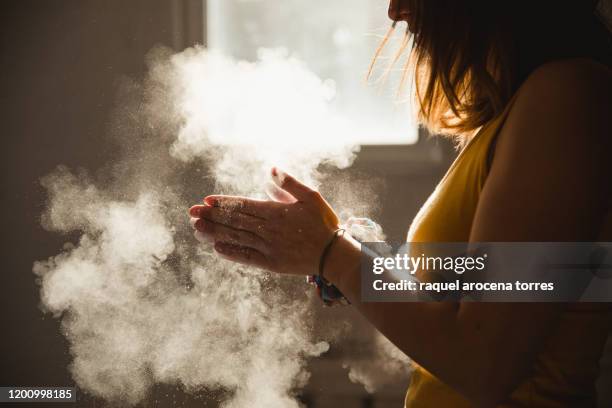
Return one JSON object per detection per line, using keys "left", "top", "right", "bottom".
{"left": 206, "top": 0, "right": 418, "bottom": 145}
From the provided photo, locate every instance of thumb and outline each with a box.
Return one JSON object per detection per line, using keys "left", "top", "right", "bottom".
{"left": 264, "top": 180, "right": 297, "bottom": 203}
{"left": 271, "top": 167, "right": 315, "bottom": 202}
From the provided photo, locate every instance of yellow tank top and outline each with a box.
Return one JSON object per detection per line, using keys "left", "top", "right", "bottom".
{"left": 404, "top": 95, "right": 612, "bottom": 407}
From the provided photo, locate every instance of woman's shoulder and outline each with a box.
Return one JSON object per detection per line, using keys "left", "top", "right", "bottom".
{"left": 489, "top": 57, "right": 612, "bottom": 201}
{"left": 498, "top": 58, "right": 612, "bottom": 152}
{"left": 516, "top": 58, "right": 612, "bottom": 109}
{"left": 474, "top": 58, "right": 612, "bottom": 243}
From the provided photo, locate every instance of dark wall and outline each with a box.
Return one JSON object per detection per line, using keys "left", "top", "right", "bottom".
{"left": 0, "top": 1, "right": 202, "bottom": 405}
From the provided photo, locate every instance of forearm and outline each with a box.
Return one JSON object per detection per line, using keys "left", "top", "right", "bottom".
{"left": 323, "top": 234, "right": 543, "bottom": 405}
{"left": 324, "top": 235, "right": 477, "bottom": 393}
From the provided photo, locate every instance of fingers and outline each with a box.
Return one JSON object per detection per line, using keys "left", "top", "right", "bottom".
{"left": 264, "top": 181, "right": 297, "bottom": 203}
{"left": 214, "top": 242, "right": 271, "bottom": 270}
{"left": 194, "top": 218, "right": 268, "bottom": 253}
{"left": 201, "top": 196, "right": 278, "bottom": 219}
{"left": 194, "top": 230, "right": 212, "bottom": 244}
{"left": 271, "top": 167, "right": 317, "bottom": 202}
{"left": 192, "top": 205, "right": 267, "bottom": 236}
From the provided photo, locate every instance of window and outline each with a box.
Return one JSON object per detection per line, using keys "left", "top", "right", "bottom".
{"left": 206, "top": 0, "right": 418, "bottom": 145}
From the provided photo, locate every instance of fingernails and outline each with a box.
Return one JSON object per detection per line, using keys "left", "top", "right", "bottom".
{"left": 189, "top": 206, "right": 201, "bottom": 217}
{"left": 204, "top": 196, "right": 218, "bottom": 206}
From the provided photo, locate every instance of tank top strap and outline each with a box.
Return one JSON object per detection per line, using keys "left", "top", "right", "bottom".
{"left": 457, "top": 91, "right": 522, "bottom": 177}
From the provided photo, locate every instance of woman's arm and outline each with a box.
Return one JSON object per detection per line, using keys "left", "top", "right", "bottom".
{"left": 324, "top": 59, "right": 612, "bottom": 406}
{"left": 189, "top": 59, "right": 612, "bottom": 407}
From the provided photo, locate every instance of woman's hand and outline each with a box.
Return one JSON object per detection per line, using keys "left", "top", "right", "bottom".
{"left": 188, "top": 168, "right": 340, "bottom": 276}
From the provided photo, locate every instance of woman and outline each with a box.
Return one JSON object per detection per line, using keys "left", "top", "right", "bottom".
{"left": 189, "top": 0, "right": 612, "bottom": 406}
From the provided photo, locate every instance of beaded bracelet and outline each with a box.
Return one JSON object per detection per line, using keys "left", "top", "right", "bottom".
{"left": 306, "top": 228, "right": 351, "bottom": 306}
{"left": 319, "top": 228, "right": 345, "bottom": 278}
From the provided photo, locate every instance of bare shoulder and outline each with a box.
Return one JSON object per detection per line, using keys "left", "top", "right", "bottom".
{"left": 497, "top": 58, "right": 612, "bottom": 157}
{"left": 474, "top": 59, "right": 612, "bottom": 242}
{"left": 519, "top": 58, "right": 612, "bottom": 102}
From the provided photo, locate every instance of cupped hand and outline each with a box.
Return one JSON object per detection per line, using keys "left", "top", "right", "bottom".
{"left": 188, "top": 168, "right": 340, "bottom": 276}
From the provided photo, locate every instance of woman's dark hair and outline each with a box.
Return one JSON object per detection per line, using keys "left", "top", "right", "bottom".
{"left": 393, "top": 0, "right": 611, "bottom": 139}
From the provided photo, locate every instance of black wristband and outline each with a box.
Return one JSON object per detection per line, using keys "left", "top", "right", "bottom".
{"left": 318, "top": 228, "right": 346, "bottom": 279}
